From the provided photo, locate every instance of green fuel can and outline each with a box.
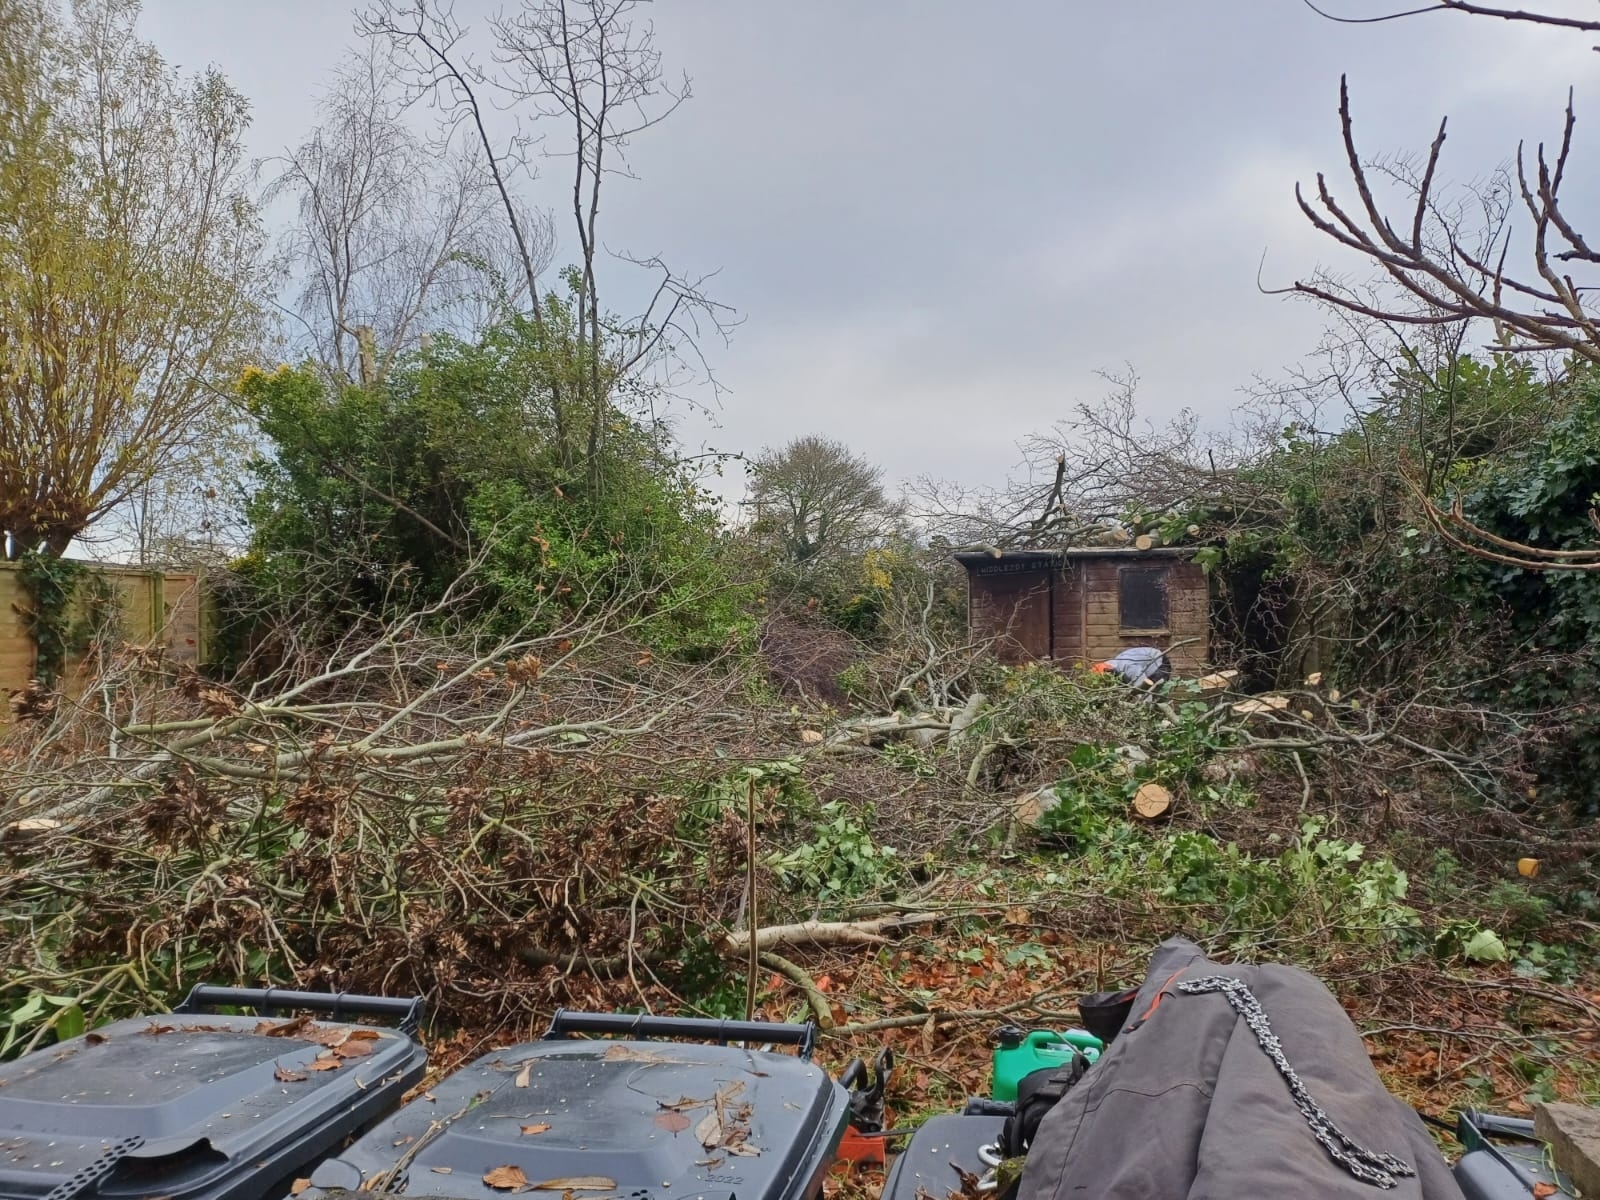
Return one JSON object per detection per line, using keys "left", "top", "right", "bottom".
{"left": 990, "top": 1026, "right": 1103, "bottom": 1101}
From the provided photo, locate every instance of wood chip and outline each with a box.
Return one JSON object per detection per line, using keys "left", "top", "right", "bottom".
{"left": 5, "top": 818, "right": 61, "bottom": 834}
{"left": 290, "top": 1179, "right": 312, "bottom": 1195}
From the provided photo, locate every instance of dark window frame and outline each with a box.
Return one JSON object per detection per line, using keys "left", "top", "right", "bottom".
{"left": 1118, "top": 566, "right": 1169, "bottom": 632}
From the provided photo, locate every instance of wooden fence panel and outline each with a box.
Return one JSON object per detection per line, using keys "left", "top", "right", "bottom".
{"left": 0, "top": 561, "right": 209, "bottom": 723}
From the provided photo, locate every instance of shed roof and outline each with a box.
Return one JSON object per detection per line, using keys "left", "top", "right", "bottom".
{"left": 953, "top": 545, "right": 1198, "bottom": 572}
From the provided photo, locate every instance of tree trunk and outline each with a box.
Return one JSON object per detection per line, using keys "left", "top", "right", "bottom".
{"left": 42, "top": 527, "right": 76, "bottom": 557}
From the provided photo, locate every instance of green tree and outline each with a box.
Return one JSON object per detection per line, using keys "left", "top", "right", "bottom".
{"left": 0, "top": 0, "right": 266, "bottom": 558}
{"left": 748, "top": 436, "right": 899, "bottom": 568}
{"left": 240, "top": 308, "right": 751, "bottom": 659}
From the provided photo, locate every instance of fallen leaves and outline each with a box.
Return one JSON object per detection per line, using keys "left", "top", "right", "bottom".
{"left": 257, "top": 1015, "right": 314, "bottom": 1039}
{"left": 1533, "top": 1184, "right": 1557, "bottom": 1199}
{"left": 483, "top": 1166, "right": 528, "bottom": 1191}
{"left": 514, "top": 1061, "right": 533, "bottom": 1088}
{"left": 274, "top": 1065, "right": 308, "bottom": 1083}
{"left": 688, "top": 1081, "right": 759, "bottom": 1157}
{"left": 520, "top": 1123, "right": 551, "bottom": 1136}
{"left": 653, "top": 1111, "right": 689, "bottom": 1134}
{"left": 693, "top": 1109, "right": 722, "bottom": 1150}
{"left": 290, "top": 1180, "right": 312, "bottom": 1195}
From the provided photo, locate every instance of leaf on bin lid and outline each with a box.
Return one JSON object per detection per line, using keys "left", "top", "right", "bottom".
{"left": 274, "top": 1065, "right": 308, "bottom": 1082}
{"left": 256, "top": 1016, "right": 313, "bottom": 1038}
{"left": 484, "top": 1166, "right": 528, "bottom": 1191}
{"left": 693, "top": 1111, "right": 721, "bottom": 1149}
{"left": 514, "top": 1060, "right": 533, "bottom": 1087}
{"left": 601, "top": 1044, "right": 676, "bottom": 1064}
{"left": 653, "top": 1111, "right": 689, "bottom": 1133}
{"left": 529, "top": 1178, "right": 615, "bottom": 1191}
{"left": 521, "top": 1123, "right": 551, "bottom": 1136}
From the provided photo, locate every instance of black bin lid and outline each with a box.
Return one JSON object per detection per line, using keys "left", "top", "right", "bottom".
{"left": 308, "top": 1039, "right": 849, "bottom": 1200}
{"left": 0, "top": 1012, "right": 425, "bottom": 1200}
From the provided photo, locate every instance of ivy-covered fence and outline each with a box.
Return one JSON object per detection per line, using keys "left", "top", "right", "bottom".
{"left": 0, "top": 560, "right": 207, "bottom": 717}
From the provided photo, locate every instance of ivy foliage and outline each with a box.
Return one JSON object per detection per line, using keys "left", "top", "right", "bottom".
{"left": 16, "top": 551, "right": 85, "bottom": 685}
{"left": 1216, "top": 354, "right": 1600, "bottom": 813}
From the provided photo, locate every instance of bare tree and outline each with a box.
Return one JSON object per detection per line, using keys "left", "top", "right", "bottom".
{"left": 907, "top": 370, "right": 1236, "bottom": 552}
{"left": 357, "top": 0, "right": 734, "bottom": 492}
{"left": 264, "top": 44, "right": 548, "bottom": 381}
{"left": 1288, "top": 1, "right": 1600, "bottom": 566}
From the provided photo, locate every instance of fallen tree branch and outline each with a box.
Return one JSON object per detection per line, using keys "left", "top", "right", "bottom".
{"left": 716, "top": 913, "right": 939, "bottom": 954}
{"left": 758, "top": 950, "right": 832, "bottom": 1029}
{"left": 826, "top": 988, "right": 1084, "bottom": 1037}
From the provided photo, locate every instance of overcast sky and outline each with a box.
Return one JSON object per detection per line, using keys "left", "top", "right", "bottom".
{"left": 139, "top": 0, "right": 1600, "bottom": 498}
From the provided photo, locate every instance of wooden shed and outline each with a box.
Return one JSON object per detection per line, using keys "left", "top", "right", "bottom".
{"left": 955, "top": 547, "right": 1209, "bottom": 674}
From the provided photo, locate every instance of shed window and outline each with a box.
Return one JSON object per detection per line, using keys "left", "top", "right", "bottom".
{"left": 1119, "top": 567, "right": 1168, "bottom": 631}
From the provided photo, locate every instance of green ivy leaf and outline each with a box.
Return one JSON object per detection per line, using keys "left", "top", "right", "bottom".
{"left": 1463, "top": 929, "right": 1508, "bottom": 963}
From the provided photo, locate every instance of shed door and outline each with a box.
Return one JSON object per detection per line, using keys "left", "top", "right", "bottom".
{"left": 975, "top": 572, "right": 1051, "bottom": 664}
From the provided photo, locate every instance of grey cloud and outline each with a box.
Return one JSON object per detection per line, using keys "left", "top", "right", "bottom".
{"left": 138, "top": 0, "right": 1600, "bottom": 496}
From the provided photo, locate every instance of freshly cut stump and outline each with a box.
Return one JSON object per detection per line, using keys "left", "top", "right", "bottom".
{"left": 1132, "top": 783, "right": 1172, "bottom": 820}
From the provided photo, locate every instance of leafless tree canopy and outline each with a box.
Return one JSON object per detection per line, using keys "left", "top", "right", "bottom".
{"left": 357, "top": 0, "right": 735, "bottom": 492}
{"left": 1287, "top": 0, "right": 1600, "bottom": 567}
{"left": 907, "top": 370, "right": 1241, "bottom": 552}
{"left": 1293, "top": 1, "right": 1600, "bottom": 361}
{"left": 264, "top": 44, "right": 552, "bottom": 380}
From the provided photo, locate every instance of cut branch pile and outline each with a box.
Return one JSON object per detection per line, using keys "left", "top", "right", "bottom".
{"left": 0, "top": 593, "right": 832, "bottom": 1036}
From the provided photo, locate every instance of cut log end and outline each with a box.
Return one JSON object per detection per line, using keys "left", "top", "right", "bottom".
{"left": 1132, "top": 782, "right": 1172, "bottom": 820}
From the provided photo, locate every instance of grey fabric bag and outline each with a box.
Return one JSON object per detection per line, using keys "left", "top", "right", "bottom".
{"left": 1016, "top": 937, "right": 1463, "bottom": 1200}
